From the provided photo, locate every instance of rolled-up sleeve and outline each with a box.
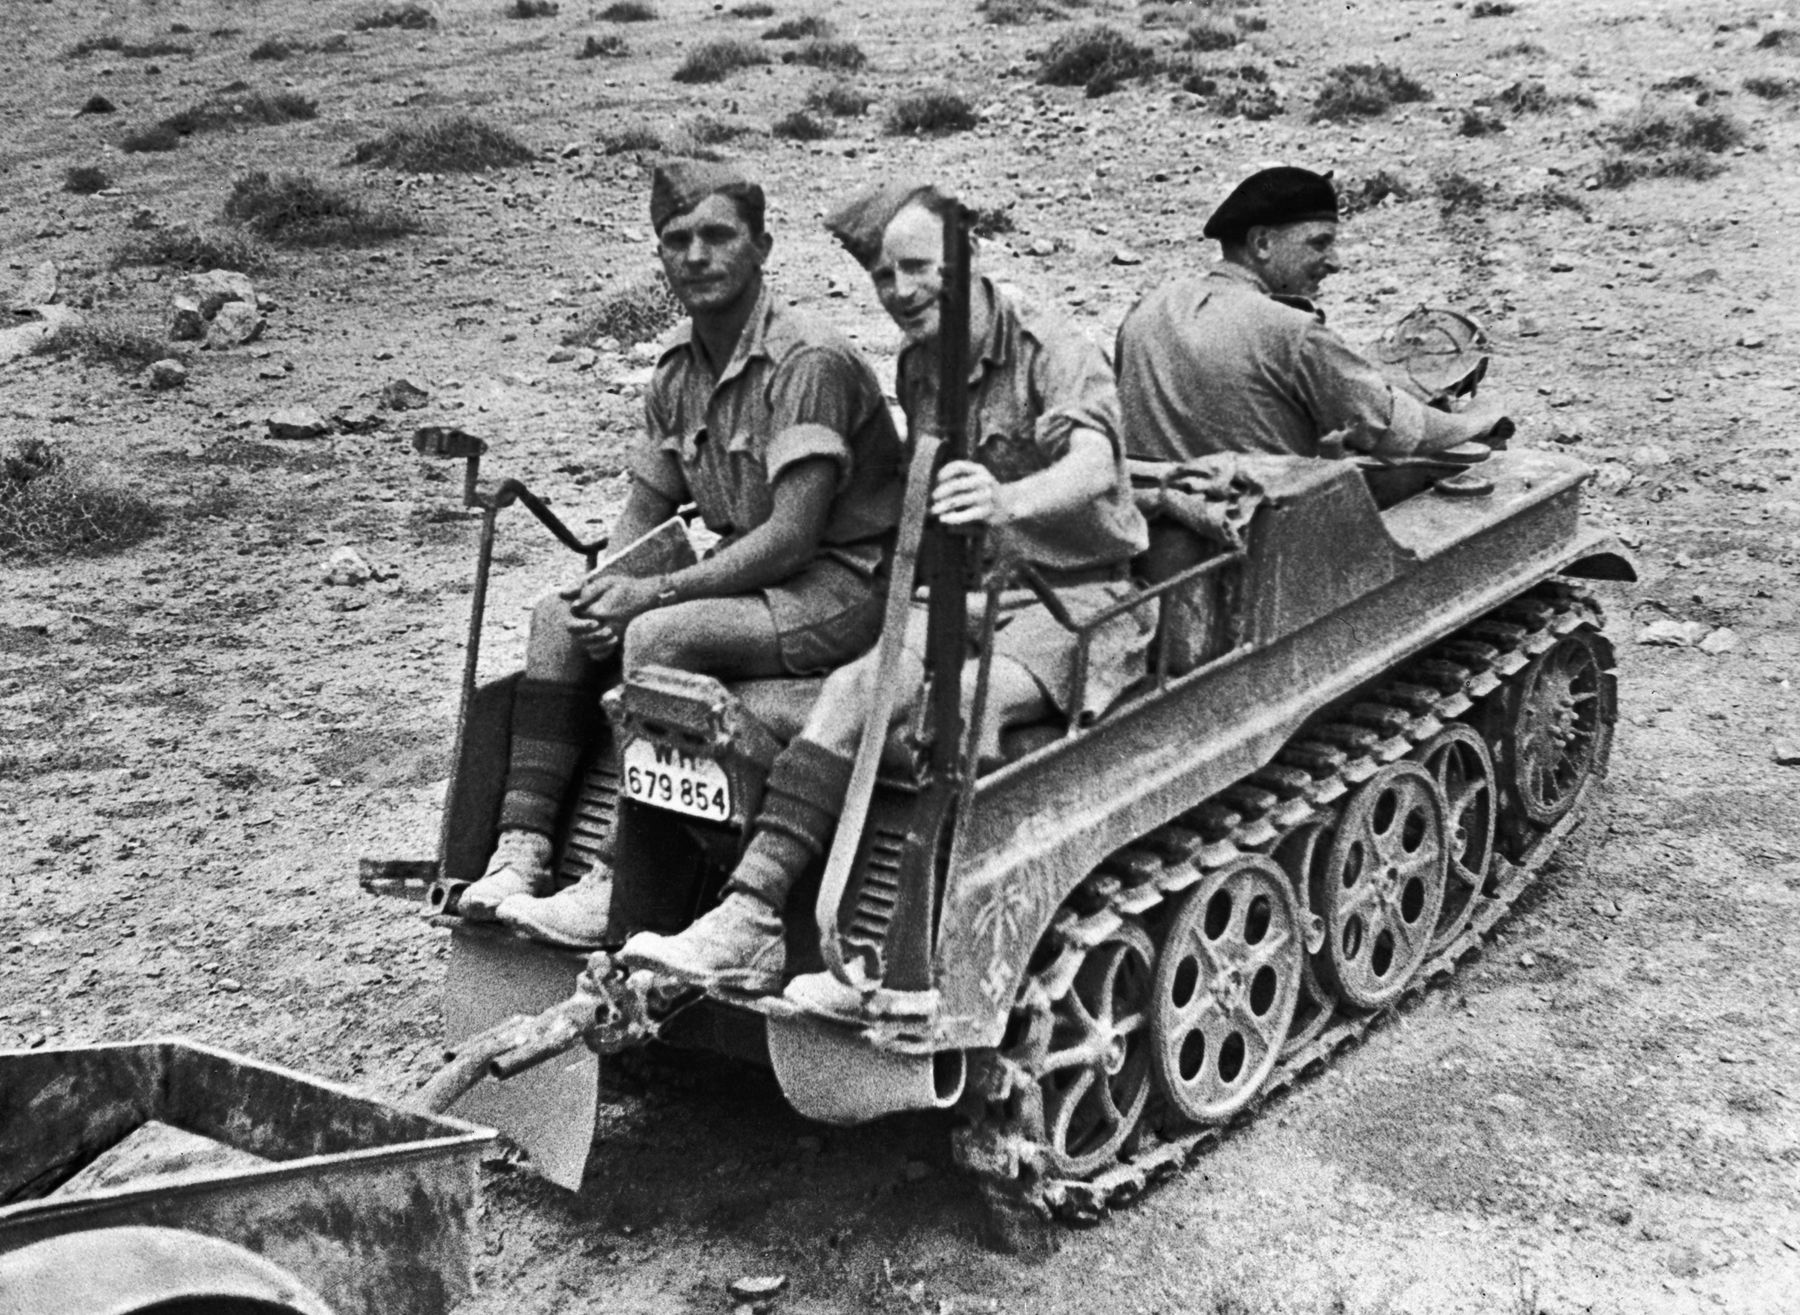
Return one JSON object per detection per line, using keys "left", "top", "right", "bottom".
{"left": 1294, "top": 324, "right": 1425, "bottom": 457}
{"left": 761, "top": 345, "right": 859, "bottom": 486}
{"left": 1028, "top": 327, "right": 1124, "bottom": 461}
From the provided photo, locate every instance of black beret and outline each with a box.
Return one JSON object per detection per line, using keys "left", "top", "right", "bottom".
{"left": 1203, "top": 166, "right": 1339, "bottom": 241}
{"left": 823, "top": 178, "right": 935, "bottom": 267}
{"left": 649, "top": 160, "right": 764, "bottom": 234}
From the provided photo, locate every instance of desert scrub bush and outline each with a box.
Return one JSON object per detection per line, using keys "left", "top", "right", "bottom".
{"left": 68, "top": 33, "right": 193, "bottom": 58}
{"left": 1610, "top": 102, "right": 1746, "bottom": 154}
{"left": 788, "top": 38, "right": 866, "bottom": 71}
{"left": 1312, "top": 62, "right": 1429, "bottom": 121}
{"left": 1338, "top": 168, "right": 1412, "bottom": 215}
{"left": 509, "top": 0, "right": 558, "bottom": 16}
{"left": 772, "top": 109, "right": 832, "bottom": 139}
{"left": 249, "top": 37, "right": 303, "bottom": 60}
{"left": 1038, "top": 24, "right": 1160, "bottom": 93}
{"left": 1470, "top": 1, "right": 1515, "bottom": 15}
{"left": 1183, "top": 18, "right": 1238, "bottom": 52}
{"left": 687, "top": 114, "right": 752, "bottom": 145}
{"left": 0, "top": 438, "right": 165, "bottom": 563}
{"left": 1756, "top": 28, "right": 1795, "bottom": 49}
{"left": 110, "top": 222, "right": 272, "bottom": 272}
{"left": 122, "top": 124, "right": 183, "bottom": 153}
{"left": 602, "top": 122, "right": 667, "bottom": 153}
{"left": 563, "top": 279, "right": 682, "bottom": 349}
{"left": 352, "top": 114, "right": 535, "bottom": 170}
{"left": 1744, "top": 75, "right": 1797, "bottom": 99}
{"left": 762, "top": 15, "right": 833, "bottom": 39}
{"left": 731, "top": 2, "right": 775, "bottom": 17}
{"left": 1491, "top": 78, "right": 1593, "bottom": 114}
{"left": 578, "top": 33, "right": 628, "bottom": 57}
{"left": 224, "top": 170, "right": 422, "bottom": 245}
{"left": 64, "top": 165, "right": 112, "bottom": 195}
{"left": 1436, "top": 171, "right": 1492, "bottom": 213}
{"left": 29, "top": 318, "right": 171, "bottom": 373}
{"left": 354, "top": 4, "right": 438, "bottom": 31}
{"left": 886, "top": 87, "right": 978, "bottom": 135}
{"left": 131, "top": 89, "right": 319, "bottom": 151}
{"left": 1492, "top": 40, "right": 1545, "bottom": 58}
{"left": 599, "top": 1, "right": 656, "bottom": 20}
{"left": 806, "top": 81, "right": 873, "bottom": 116}
{"left": 1459, "top": 106, "right": 1505, "bottom": 136}
{"left": 674, "top": 38, "right": 771, "bottom": 82}
{"left": 979, "top": 0, "right": 1063, "bottom": 23}
{"left": 1519, "top": 185, "right": 1587, "bottom": 215}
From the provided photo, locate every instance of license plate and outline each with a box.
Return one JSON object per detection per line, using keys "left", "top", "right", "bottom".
{"left": 621, "top": 739, "right": 733, "bottom": 823}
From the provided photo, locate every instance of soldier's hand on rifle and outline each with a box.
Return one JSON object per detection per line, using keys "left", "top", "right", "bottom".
{"left": 932, "top": 459, "right": 1010, "bottom": 528}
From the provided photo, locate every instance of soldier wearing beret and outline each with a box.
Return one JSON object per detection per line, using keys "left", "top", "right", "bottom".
{"left": 1115, "top": 165, "right": 1505, "bottom": 461}
{"left": 469, "top": 161, "right": 905, "bottom": 948}
{"left": 620, "top": 181, "right": 1154, "bottom": 993}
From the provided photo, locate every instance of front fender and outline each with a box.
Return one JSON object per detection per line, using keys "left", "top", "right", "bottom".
{"left": 0, "top": 1226, "right": 334, "bottom": 1315}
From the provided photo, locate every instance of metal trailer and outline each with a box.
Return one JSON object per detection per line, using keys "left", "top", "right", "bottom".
{"left": 0, "top": 1039, "right": 493, "bottom": 1315}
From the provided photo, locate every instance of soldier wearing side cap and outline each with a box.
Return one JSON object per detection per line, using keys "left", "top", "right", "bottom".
{"left": 463, "top": 161, "right": 905, "bottom": 949}
{"left": 618, "top": 181, "right": 1155, "bottom": 995}
{"left": 1115, "top": 165, "right": 1507, "bottom": 462}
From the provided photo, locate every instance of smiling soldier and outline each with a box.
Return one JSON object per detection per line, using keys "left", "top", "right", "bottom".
{"left": 1115, "top": 165, "right": 1504, "bottom": 461}
{"left": 465, "top": 161, "right": 904, "bottom": 948}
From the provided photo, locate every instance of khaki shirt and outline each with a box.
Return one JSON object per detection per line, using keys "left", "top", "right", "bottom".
{"left": 633, "top": 286, "right": 903, "bottom": 574}
{"left": 1115, "top": 263, "right": 1428, "bottom": 462}
{"left": 896, "top": 280, "right": 1147, "bottom": 575}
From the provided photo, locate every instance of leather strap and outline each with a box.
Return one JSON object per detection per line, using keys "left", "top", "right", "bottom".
{"left": 816, "top": 433, "right": 943, "bottom": 989}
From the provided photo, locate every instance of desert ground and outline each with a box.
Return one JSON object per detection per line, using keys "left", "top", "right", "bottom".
{"left": 4, "top": 0, "right": 1800, "bottom": 1311}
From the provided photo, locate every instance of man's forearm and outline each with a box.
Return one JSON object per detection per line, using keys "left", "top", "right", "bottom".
{"left": 664, "top": 522, "right": 815, "bottom": 601}
{"left": 994, "top": 429, "right": 1115, "bottom": 525}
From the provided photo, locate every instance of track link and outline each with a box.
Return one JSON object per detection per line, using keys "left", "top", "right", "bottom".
{"left": 953, "top": 578, "right": 1615, "bottom": 1221}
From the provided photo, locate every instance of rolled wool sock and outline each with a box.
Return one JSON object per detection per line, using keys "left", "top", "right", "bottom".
{"left": 497, "top": 677, "right": 603, "bottom": 837}
{"left": 728, "top": 738, "right": 855, "bottom": 911}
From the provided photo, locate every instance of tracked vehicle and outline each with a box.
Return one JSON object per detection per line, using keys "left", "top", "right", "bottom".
{"left": 394, "top": 213, "right": 1633, "bottom": 1222}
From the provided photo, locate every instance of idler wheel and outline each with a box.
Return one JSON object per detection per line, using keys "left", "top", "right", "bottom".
{"left": 1411, "top": 724, "right": 1497, "bottom": 955}
{"left": 1022, "top": 918, "right": 1157, "bottom": 1178}
{"left": 1501, "top": 628, "right": 1614, "bottom": 828}
{"left": 1312, "top": 761, "right": 1448, "bottom": 1010}
{"left": 1270, "top": 822, "right": 1338, "bottom": 1059}
{"left": 1151, "top": 855, "right": 1302, "bottom": 1123}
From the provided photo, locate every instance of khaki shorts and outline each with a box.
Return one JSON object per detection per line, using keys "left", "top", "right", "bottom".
{"left": 764, "top": 554, "right": 888, "bottom": 676}
{"left": 903, "top": 578, "right": 1158, "bottom": 722}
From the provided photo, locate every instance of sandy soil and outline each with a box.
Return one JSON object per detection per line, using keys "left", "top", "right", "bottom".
{"left": 4, "top": 0, "right": 1800, "bottom": 1311}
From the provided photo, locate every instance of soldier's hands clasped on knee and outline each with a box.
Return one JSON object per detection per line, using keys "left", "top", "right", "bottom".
{"left": 562, "top": 574, "right": 668, "bottom": 660}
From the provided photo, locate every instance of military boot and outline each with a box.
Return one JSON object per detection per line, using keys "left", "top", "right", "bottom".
{"left": 496, "top": 866, "right": 614, "bottom": 949}
{"left": 618, "top": 890, "right": 786, "bottom": 994}
{"left": 459, "top": 830, "right": 553, "bottom": 922}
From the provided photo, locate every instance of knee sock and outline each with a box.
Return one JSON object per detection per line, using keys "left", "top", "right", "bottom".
{"left": 498, "top": 677, "right": 604, "bottom": 838}
{"left": 730, "top": 738, "right": 856, "bottom": 912}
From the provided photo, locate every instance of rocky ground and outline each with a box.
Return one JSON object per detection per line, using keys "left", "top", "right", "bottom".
{"left": 3, "top": 0, "right": 1800, "bottom": 1311}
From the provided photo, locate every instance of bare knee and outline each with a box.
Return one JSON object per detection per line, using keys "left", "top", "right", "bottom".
{"left": 526, "top": 593, "right": 584, "bottom": 675}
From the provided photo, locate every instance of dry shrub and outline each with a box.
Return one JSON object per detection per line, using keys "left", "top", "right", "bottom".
{"left": 762, "top": 15, "right": 833, "bottom": 39}
{"left": 354, "top": 4, "right": 438, "bottom": 31}
{"left": 1744, "top": 75, "right": 1797, "bottom": 99}
{"left": 1183, "top": 18, "right": 1238, "bottom": 51}
{"left": 602, "top": 122, "right": 667, "bottom": 153}
{"left": 1520, "top": 186, "right": 1587, "bottom": 215}
{"left": 563, "top": 279, "right": 683, "bottom": 349}
{"left": 886, "top": 87, "right": 978, "bottom": 135}
{"left": 788, "top": 38, "right": 865, "bottom": 70}
{"left": 30, "top": 319, "right": 171, "bottom": 372}
{"left": 352, "top": 114, "right": 536, "bottom": 170}
{"left": 249, "top": 37, "right": 303, "bottom": 60}
{"left": 1459, "top": 106, "right": 1505, "bottom": 136}
{"left": 224, "top": 170, "right": 422, "bottom": 245}
{"left": 1492, "top": 40, "right": 1544, "bottom": 58}
{"left": 731, "top": 3, "right": 775, "bottom": 17}
{"left": 578, "top": 33, "right": 629, "bottom": 57}
{"left": 1312, "top": 62, "right": 1429, "bottom": 121}
{"left": 122, "top": 124, "right": 184, "bottom": 153}
{"left": 1492, "top": 78, "right": 1593, "bottom": 113}
{"left": 979, "top": 0, "right": 1063, "bottom": 23}
{"left": 599, "top": 1, "right": 657, "bottom": 20}
{"left": 1038, "top": 24, "right": 1160, "bottom": 93}
{"left": 110, "top": 223, "right": 273, "bottom": 272}
{"left": 508, "top": 0, "right": 559, "bottom": 15}
{"left": 772, "top": 109, "right": 832, "bottom": 139}
{"left": 1436, "top": 171, "right": 1492, "bottom": 213}
{"left": 807, "top": 81, "right": 873, "bottom": 116}
{"left": 1609, "top": 102, "right": 1745, "bottom": 154}
{"left": 674, "top": 38, "right": 771, "bottom": 82}
{"left": 0, "top": 438, "right": 165, "bottom": 563}
{"left": 129, "top": 89, "right": 319, "bottom": 151}
{"left": 1338, "top": 168, "right": 1412, "bottom": 215}
{"left": 690, "top": 114, "right": 751, "bottom": 144}
{"left": 1756, "top": 28, "right": 1795, "bottom": 50}
{"left": 1470, "top": 1, "right": 1515, "bottom": 15}
{"left": 64, "top": 165, "right": 112, "bottom": 195}
{"left": 68, "top": 33, "right": 193, "bottom": 58}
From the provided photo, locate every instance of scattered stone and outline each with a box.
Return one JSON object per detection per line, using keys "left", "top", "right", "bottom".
{"left": 1773, "top": 740, "right": 1800, "bottom": 766}
{"left": 128, "top": 206, "right": 159, "bottom": 230}
{"left": 143, "top": 359, "right": 187, "bottom": 389}
{"left": 78, "top": 94, "right": 116, "bottom": 115}
{"left": 180, "top": 269, "right": 255, "bottom": 319}
{"left": 1591, "top": 896, "right": 1621, "bottom": 919}
{"left": 1549, "top": 256, "right": 1575, "bottom": 272}
{"left": 217, "top": 978, "right": 243, "bottom": 994}
{"left": 255, "top": 293, "right": 279, "bottom": 313}
{"left": 324, "top": 547, "right": 373, "bottom": 586}
{"left": 1026, "top": 237, "right": 1056, "bottom": 257}
{"left": 559, "top": 141, "right": 582, "bottom": 159}
{"left": 1738, "top": 332, "right": 1765, "bottom": 349}
{"left": 334, "top": 407, "right": 383, "bottom": 434}
{"left": 574, "top": 347, "right": 598, "bottom": 370}
{"left": 1518, "top": 951, "right": 1537, "bottom": 968}
{"left": 727, "top": 1277, "right": 787, "bottom": 1303}
{"left": 1636, "top": 619, "right": 1708, "bottom": 647}
{"left": 1111, "top": 246, "right": 1143, "bottom": 266}
{"left": 266, "top": 406, "right": 332, "bottom": 440}
{"left": 206, "top": 301, "right": 266, "bottom": 348}
{"left": 1697, "top": 627, "right": 1738, "bottom": 656}
{"left": 1628, "top": 443, "right": 1673, "bottom": 467}
{"left": 382, "top": 377, "right": 431, "bottom": 410}
{"left": 10, "top": 261, "right": 58, "bottom": 313}
{"left": 169, "top": 296, "right": 206, "bottom": 341}
{"left": 547, "top": 346, "right": 577, "bottom": 364}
